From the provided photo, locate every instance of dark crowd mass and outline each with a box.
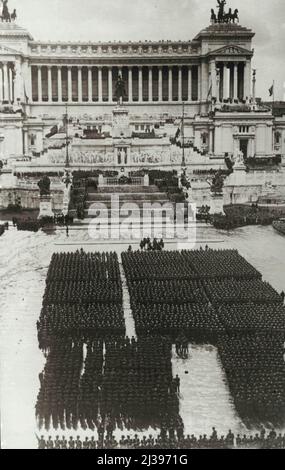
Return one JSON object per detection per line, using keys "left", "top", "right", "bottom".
{"left": 37, "top": 428, "right": 285, "bottom": 449}
{"left": 35, "top": 249, "right": 285, "bottom": 449}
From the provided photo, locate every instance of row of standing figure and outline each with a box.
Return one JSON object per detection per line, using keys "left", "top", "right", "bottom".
{"left": 175, "top": 334, "right": 189, "bottom": 359}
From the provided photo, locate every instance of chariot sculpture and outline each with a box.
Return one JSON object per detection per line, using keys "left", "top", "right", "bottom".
{"left": 211, "top": 1, "right": 239, "bottom": 24}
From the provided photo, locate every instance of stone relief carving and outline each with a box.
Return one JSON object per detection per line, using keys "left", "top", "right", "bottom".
{"left": 170, "top": 148, "right": 192, "bottom": 164}
{"left": 48, "top": 149, "right": 114, "bottom": 164}
{"left": 132, "top": 148, "right": 167, "bottom": 164}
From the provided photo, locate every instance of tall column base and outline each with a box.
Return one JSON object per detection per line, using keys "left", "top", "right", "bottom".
{"left": 38, "top": 195, "right": 54, "bottom": 219}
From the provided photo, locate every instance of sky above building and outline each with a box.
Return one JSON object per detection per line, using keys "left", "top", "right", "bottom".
{"left": 11, "top": 0, "right": 285, "bottom": 100}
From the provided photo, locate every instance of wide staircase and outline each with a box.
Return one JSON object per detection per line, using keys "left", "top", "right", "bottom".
{"left": 84, "top": 185, "right": 171, "bottom": 221}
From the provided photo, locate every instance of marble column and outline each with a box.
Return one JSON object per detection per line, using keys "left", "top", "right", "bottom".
{"left": 148, "top": 66, "right": 153, "bottom": 102}
{"left": 216, "top": 67, "right": 221, "bottom": 103}
{"left": 197, "top": 65, "right": 201, "bottom": 101}
{"left": 223, "top": 63, "right": 228, "bottom": 100}
{"left": 57, "top": 66, "right": 62, "bottom": 102}
{"left": 108, "top": 67, "right": 113, "bottom": 103}
{"left": 23, "top": 61, "right": 32, "bottom": 103}
{"left": 210, "top": 60, "right": 216, "bottom": 99}
{"left": 78, "top": 66, "right": 82, "bottom": 102}
{"left": 23, "top": 131, "right": 29, "bottom": 155}
{"left": 47, "top": 66, "right": 52, "bottom": 102}
{"left": 14, "top": 60, "right": 23, "bottom": 103}
{"left": 67, "top": 66, "right": 72, "bottom": 102}
{"left": 88, "top": 66, "right": 92, "bottom": 102}
{"left": 158, "top": 66, "right": 163, "bottom": 102}
{"left": 98, "top": 67, "right": 103, "bottom": 102}
{"left": 244, "top": 60, "right": 251, "bottom": 101}
{"left": 138, "top": 66, "right": 143, "bottom": 103}
{"left": 187, "top": 67, "right": 192, "bottom": 102}
{"left": 9, "top": 66, "right": 13, "bottom": 103}
{"left": 37, "top": 65, "right": 42, "bottom": 102}
{"left": 209, "top": 128, "right": 214, "bottom": 153}
{"left": 233, "top": 63, "right": 238, "bottom": 100}
{"left": 168, "top": 67, "right": 173, "bottom": 102}
{"left": 128, "top": 67, "right": 133, "bottom": 102}
{"left": 178, "top": 66, "right": 182, "bottom": 102}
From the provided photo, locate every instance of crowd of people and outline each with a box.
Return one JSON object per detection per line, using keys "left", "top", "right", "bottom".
{"left": 36, "top": 247, "right": 285, "bottom": 441}
{"left": 38, "top": 305, "right": 125, "bottom": 349}
{"left": 121, "top": 250, "right": 285, "bottom": 427}
{"left": 100, "top": 337, "right": 181, "bottom": 431}
{"left": 122, "top": 251, "right": 196, "bottom": 281}
{"left": 139, "top": 238, "right": 165, "bottom": 251}
{"left": 182, "top": 249, "right": 262, "bottom": 280}
{"left": 38, "top": 251, "right": 124, "bottom": 348}
{"left": 128, "top": 279, "right": 208, "bottom": 305}
{"left": 218, "top": 333, "right": 285, "bottom": 426}
{"left": 217, "top": 303, "right": 285, "bottom": 333}
{"left": 122, "top": 249, "right": 262, "bottom": 282}
{"left": 132, "top": 304, "right": 223, "bottom": 341}
{"left": 204, "top": 279, "right": 282, "bottom": 306}
{"left": 37, "top": 428, "right": 285, "bottom": 449}
{"left": 36, "top": 336, "right": 182, "bottom": 433}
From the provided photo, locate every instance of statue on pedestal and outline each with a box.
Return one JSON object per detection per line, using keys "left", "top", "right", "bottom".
{"left": 236, "top": 150, "right": 244, "bottom": 165}
{"left": 38, "top": 175, "right": 51, "bottom": 196}
{"left": 115, "top": 74, "right": 126, "bottom": 106}
{"left": 211, "top": 170, "right": 224, "bottom": 194}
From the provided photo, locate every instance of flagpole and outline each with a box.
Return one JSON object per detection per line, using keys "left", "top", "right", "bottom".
{"left": 182, "top": 101, "right": 185, "bottom": 169}
{"left": 273, "top": 80, "right": 275, "bottom": 107}
{"left": 65, "top": 105, "right": 70, "bottom": 169}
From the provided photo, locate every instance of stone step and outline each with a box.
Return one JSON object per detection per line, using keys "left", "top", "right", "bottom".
{"left": 84, "top": 209, "right": 177, "bottom": 218}
{"left": 87, "top": 192, "right": 167, "bottom": 201}
{"left": 95, "top": 185, "right": 160, "bottom": 194}
{"left": 86, "top": 199, "right": 170, "bottom": 208}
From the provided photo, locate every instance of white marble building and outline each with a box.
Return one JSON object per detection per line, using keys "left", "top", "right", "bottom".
{"left": 0, "top": 3, "right": 284, "bottom": 171}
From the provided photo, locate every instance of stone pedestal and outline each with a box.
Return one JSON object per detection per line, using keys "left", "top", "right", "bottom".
{"left": 112, "top": 106, "right": 131, "bottom": 139}
{"left": 0, "top": 170, "right": 18, "bottom": 188}
{"left": 143, "top": 174, "right": 149, "bottom": 187}
{"left": 38, "top": 195, "right": 54, "bottom": 219}
{"left": 210, "top": 192, "right": 225, "bottom": 215}
{"left": 98, "top": 174, "right": 104, "bottom": 187}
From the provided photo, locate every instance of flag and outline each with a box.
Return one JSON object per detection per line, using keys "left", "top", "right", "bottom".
{"left": 269, "top": 84, "right": 274, "bottom": 97}
{"left": 175, "top": 127, "right": 181, "bottom": 140}
{"left": 45, "top": 125, "right": 58, "bottom": 139}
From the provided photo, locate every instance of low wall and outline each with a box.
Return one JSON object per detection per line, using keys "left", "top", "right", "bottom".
{"left": 0, "top": 188, "right": 64, "bottom": 211}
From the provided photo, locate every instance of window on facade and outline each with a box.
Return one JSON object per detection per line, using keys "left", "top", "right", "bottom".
{"left": 239, "top": 126, "right": 249, "bottom": 134}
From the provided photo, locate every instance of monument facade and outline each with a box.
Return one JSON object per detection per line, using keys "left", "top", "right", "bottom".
{"left": 0, "top": 1, "right": 283, "bottom": 171}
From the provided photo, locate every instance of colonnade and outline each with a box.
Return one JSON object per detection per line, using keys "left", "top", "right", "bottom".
{"left": 30, "top": 59, "right": 251, "bottom": 104}
{"left": 212, "top": 60, "right": 251, "bottom": 102}
{"left": 31, "top": 64, "right": 200, "bottom": 103}
{"left": 0, "top": 61, "right": 15, "bottom": 103}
